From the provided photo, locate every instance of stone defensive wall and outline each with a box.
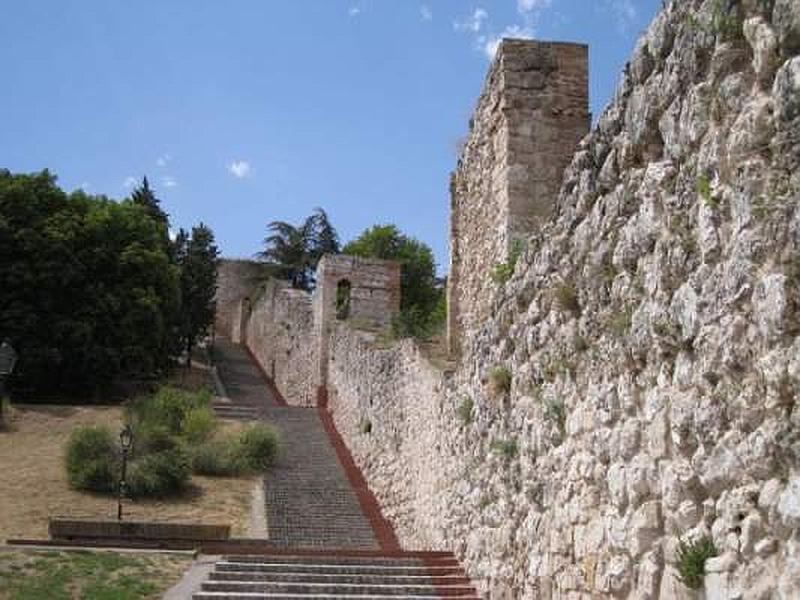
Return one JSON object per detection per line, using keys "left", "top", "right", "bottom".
{"left": 218, "top": 1, "right": 800, "bottom": 595}
{"left": 244, "top": 278, "right": 317, "bottom": 406}
{"left": 215, "top": 258, "right": 271, "bottom": 342}
{"left": 216, "top": 254, "right": 402, "bottom": 408}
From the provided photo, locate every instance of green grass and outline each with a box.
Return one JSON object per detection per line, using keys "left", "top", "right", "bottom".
{"left": 0, "top": 550, "right": 190, "bottom": 600}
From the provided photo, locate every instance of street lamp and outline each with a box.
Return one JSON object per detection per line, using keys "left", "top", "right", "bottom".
{"left": 118, "top": 424, "right": 134, "bottom": 521}
{"left": 0, "top": 340, "right": 18, "bottom": 422}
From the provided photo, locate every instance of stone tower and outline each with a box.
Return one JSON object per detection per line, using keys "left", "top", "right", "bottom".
{"left": 313, "top": 255, "right": 401, "bottom": 402}
{"left": 447, "top": 39, "right": 589, "bottom": 357}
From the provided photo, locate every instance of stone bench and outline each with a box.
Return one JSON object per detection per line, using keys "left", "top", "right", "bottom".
{"left": 49, "top": 518, "right": 230, "bottom": 543}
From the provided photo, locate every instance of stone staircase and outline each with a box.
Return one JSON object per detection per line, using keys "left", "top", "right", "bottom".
{"left": 212, "top": 401, "right": 260, "bottom": 421}
{"left": 199, "top": 340, "right": 482, "bottom": 598}
{"left": 192, "top": 553, "right": 480, "bottom": 599}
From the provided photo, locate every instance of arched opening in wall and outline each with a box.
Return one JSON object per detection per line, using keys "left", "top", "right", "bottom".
{"left": 336, "top": 279, "right": 351, "bottom": 320}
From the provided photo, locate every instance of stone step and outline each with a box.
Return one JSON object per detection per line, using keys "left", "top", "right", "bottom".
{"left": 193, "top": 593, "right": 480, "bottom": 600}
{"left": 216, "top": 562, "right": 461, "bottom": 576}
{"left": 223, "top": 555, "right": 438, "bottom": 566}
{"left": 201, "top": 581, "right": 477, "bottom": 596}
{"left": 210, "top": 571, "right": 470, "bottom": 585}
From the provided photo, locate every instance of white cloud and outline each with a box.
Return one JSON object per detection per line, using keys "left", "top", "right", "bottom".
{"left": 484, "top": 24, "right": 535, "bottom": 59}
{"left": 228, "top": 160, "right": 252, "bottom": 179}
{"left": 454, "top": 8, "right": 488, "bottom": 33}
{"left": 348, "top": 6, "right": 361, "bottom": 16}
{"left": 420, "top": 5, "right": 432, "bottom": 21}
{"left": 518, "top": 0, "right": 551, "bottom": 13}
{"left": 162, "top": 175, "right": 178, "bottom": 188}
{"left": 122, "top": 176, "right": 138, "bottom": 189}
{"left": 156, "top": 154, "right": 171, "bottom": 167}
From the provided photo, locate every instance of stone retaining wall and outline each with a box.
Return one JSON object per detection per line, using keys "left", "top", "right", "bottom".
{"left": 244, "top": 279, "right": 317, "bottom": 407}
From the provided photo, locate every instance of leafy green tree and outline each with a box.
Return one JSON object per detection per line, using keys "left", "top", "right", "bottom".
{"left": 177, "top": 223, "right": 219, "bottom": 367}
{"left": 258, "top": 208, "right": 339, "bottom": 290}
{"left": 342, "top": 224, "right": 444, "bottom": 338}
{"left": 0, "top": 170, "right": 180, "bottom": 395}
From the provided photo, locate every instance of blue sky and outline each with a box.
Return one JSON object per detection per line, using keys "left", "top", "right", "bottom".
{"left": 1, "top": 0, "right": 661, "bottom": 272}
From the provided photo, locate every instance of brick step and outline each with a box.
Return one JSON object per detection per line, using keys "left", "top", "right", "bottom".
{"left": 201, "top": 581, "right": 477, "bottom": 596}
{"left": 210, "top": 572, "right": 470, "bottom": 585}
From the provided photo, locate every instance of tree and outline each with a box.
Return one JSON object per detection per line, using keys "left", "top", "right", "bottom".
{"left": 0, "top": 169, "right": 181, "bottom": 395}
{"left": 177, "top": 224, "right": 219, "bottom": 367}
{"left": 342, "top": 225, "right": 444, "bottom": 338}
{"left": 258, "top": 208, "right": 340, "bottom": 290}
{"left": 129, "top": 176, "right": 168, "bottom": 225}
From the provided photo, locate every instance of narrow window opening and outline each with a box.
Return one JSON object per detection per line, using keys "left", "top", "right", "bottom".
{"left": 336, "top": 279, "right": 352, "bottom": 320}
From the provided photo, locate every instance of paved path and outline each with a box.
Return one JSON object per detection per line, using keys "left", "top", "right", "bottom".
{"left": 212, "top": 339, "right": 379, "bottom": 550}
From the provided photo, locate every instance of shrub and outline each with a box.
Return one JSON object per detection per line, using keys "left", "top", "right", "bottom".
{"left": 360, "top": 419, "right": 373, "bottom": 435}
{"left": 191, "top": 437, "right": 244, "bottom": 476}
{"left": 458, "top": 397, "right": 474, "bottom": 425}
{"left": 237, "top": 424, "right": 280, "bottom": 470}
{"left": 128, "top": 447, "right": 191, "bottom": 498}
{"left": 65, "top": 426, "right": 118, "bottom": 493}
{"left": 135, "top": 424, "right": 183, "bottom": 454}
{"left": 489, "top": 366, "right": 512, "bottom": 396}
{"left": 676, "top": 536, "right": 717, "bottom": 589}
{"left": 126, "top": 386, "right": 215, "bottom": 451}
{"left": 490, "top": 439, "right": 518, "bottom": 460}
{"left": 181, "top": 407, "right": 217, "bottom": 445}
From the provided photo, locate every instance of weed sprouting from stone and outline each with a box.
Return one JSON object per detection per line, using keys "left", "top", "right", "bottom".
{"left": 490, "top": 438, "right": 518, "bottom": 460}
{"left": 676, "top": 536, "right": 718, "bottom": 589}
{"left": 544, "top": 399, "right": 567, "bottom": 443}
{"left": 489, "top": 366, "right": 512, "bottom": 396}
{"left": 458, "top": 397, "right": 474, "bottom": 425}
{"left": 491, "top": 240, "right": 524, "bottom": 285}
{"left": 554, "top": 282, "right": 580, "bottom": 315}
{"left": 696, "top": 173, "right": 718, "bottom": 209}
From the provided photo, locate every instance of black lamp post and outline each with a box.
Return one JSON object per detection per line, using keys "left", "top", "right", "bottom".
{"left": 118, "top": 424, "right": 133, "bottom": 521}
{"left": 0, "top": 340, "right": 18, "bottom": 422}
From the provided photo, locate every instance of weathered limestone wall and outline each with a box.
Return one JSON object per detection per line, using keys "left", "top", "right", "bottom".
{"left": 327, "top": 324, "right": 453, "bottom": 545}
{"left": 215, "top": 259, "right": 269, "bottom": 340}
{"left": 447, "top": 40, "right": 589, "bottom": 357}
{"left": 244, "top": 278, "right": 316, "bottom": 406}
{"left": 313, "top": 255, "right": 402, "bottom": 395}
{"left": 230, "top": 254, "right": 402, "bottom": 406}
{"left": 324, "top": 1, "right": 800, "bottom": 597}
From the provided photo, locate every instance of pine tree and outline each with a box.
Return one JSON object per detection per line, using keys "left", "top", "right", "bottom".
{"left": 130, "top": 176, "right": 168, "bottom": 224}
{"left": 179, "top": 224, "right": 219, "bottom": 367}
